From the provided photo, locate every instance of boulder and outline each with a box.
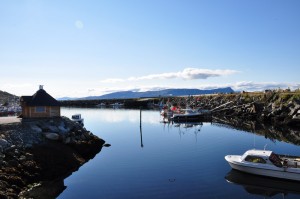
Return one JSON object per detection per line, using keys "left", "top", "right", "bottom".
{"left": 81, "top": 134, "right": 87, "bottom": 140}
{"left": 58, "top": 125, "right": 69, "bottom": 134}
{"left": 292, "top": 114, "right": 300, "bottom": 120}
{"left": 19, "top": 155, "right": 26, "bottom": 162}
{"left": 43, "top": 133, "right": 60, "bottom": 141}
{"left": 271, "top": 103, "right": 278, "bottom": 110}
{"left": 289, "top": 104, "right": 300, "bottom": 116}
{"left": 83, "top": 131, "right": 91, "bottom": 139}
{"left": 0, "top": 139, "right": 9, "bottom": 149}
{"left": 30, "top": 125, "right": 42, "bottom": 133}
{"left": 47, "top": 126, "right": 59, "bottom": 133}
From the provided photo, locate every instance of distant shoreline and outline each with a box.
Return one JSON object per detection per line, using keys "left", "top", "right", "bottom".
{"left": 60, "top": 91, "right": 300, "bottom": 128}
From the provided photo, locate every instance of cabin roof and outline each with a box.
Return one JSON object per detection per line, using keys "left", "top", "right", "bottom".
{"left": 21, "top": 89, "right": 60, "bottom": 106}
{"left": 244, "top": 149, "right": 273, "bottom": 157}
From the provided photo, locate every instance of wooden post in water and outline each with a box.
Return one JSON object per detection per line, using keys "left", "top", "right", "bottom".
{"left": 140, "top": 107, "right": 144, "bottom": 148}
{"left": 140, "top": 107, "right": 142, "bottom": 128}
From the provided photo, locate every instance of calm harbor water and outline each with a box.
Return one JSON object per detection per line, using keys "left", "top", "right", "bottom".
{"left": 58, "top": 107, "right": 300, "bottom": 199}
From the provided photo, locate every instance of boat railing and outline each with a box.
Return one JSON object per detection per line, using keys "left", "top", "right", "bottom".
{"left": 280, "top": 156, "right": 300, "bottom": 168}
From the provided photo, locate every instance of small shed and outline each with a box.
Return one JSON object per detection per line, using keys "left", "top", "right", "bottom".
{"left": 20, "top": 86, "right": 60, "bottom": 118}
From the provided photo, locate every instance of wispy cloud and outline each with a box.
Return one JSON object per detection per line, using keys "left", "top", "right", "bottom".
{"left": 231, "top": 81, "right": 300, "bottom": 91}
{"left": 192, "top": 81, "right": 300, "bottom": 92}
{"left": 100, "top": 68, "right": 239, "bottom": 83}
{"left": 100, "top": 78, "right": 125, "bottom": 83}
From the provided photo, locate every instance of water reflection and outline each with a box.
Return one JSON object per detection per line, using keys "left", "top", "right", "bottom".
{"left": 20, "top": 179, "right": 66, "bottom": 198}
{"left": 160, "top": 120, "right": 203, "bottom": 140}
{"left": 212, "top": 116, "right": 300, "bottom": 146}
{"left": 59, "top": 108, "right": 300, "bottom": 199}
{"left": 225, "top": 169, "right": 300, "bottom": 198}
{"left": 140, "top": 109, "right": 144, "bottom": 148}
{"left": 173, "top": 121, "right": 203, "bottom": 138}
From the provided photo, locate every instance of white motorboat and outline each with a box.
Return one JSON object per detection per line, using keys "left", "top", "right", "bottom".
{"left": 225, "top": 149, "right": 300, "bottom": 181}
{"left": 171, "top": 108, "right": 204, "bottom": 122}
{"left": 71, "top": 114, "right": 84, "bottom": 125}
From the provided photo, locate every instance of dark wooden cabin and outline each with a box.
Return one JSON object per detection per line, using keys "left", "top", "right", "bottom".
{"left": 20, "top": 86, "right": 60, "bottom": 118}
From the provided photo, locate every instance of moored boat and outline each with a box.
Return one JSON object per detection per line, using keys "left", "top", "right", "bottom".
{"left": 171, "top": 108, "right": 206, "bottom": 122}
{"left": 72, "top": 114, "right": 84, "bottom": 126}
{"left": 225, "top": 149, "right": 300, "bottom": 181}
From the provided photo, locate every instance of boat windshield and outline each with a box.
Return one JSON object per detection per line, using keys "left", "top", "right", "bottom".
{"left": 72, "top": 115, "right": 80, "bottom": 119}
{"left": 269, "top": 153, "right": 283, "bottom": 167}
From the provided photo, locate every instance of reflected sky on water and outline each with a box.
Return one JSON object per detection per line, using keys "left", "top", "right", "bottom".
{"left": 58, "top": 107, "right": 300, "bottom": 199}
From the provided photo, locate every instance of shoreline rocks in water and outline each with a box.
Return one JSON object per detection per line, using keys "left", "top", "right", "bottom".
{"left": 0, "top": 116, "right": 105, "bottom": 198}
{"left": 204, "top": 92, "right": 300, "bottom": 127}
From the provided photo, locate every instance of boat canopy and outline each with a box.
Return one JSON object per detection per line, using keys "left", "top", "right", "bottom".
{"left": 241, "top": 149, "right": 273, "bottom": 160}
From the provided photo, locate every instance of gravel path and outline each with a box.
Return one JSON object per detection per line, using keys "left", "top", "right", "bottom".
{"left": 0, "top": 116, "right": 21, "bottom": 124}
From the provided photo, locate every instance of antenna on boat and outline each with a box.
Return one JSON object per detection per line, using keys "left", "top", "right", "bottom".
{"left": 264, "top": 144, "right": 268, "bottom": 150}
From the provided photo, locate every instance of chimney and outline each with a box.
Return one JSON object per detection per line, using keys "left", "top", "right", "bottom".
{"left": 39, "top": 85, "right": 44, "bottom": 90}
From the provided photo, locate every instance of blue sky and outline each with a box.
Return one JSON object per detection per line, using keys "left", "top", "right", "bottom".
{"left": 1, "top": 0, "right": 300, "bottom": 98}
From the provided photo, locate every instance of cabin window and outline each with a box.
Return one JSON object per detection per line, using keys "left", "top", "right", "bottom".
{"left": 245, "top": 155, "right": 266, "bottom": 164}
{"left": 35, "top": 106, "right": 46, "bottom": 113}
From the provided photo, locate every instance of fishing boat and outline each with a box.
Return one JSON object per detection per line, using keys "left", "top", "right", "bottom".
{"left": 225, "top": 149, "right": 300, "bottom": 181}
{"left": 171, "top": 108, "right": 206, "bottom": 122}
{"left": 71, "top": 114, "right": 84, "bottom": 126}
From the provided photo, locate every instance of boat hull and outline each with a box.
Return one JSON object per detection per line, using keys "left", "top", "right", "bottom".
{"left": 225, "top": 155, "right": 300, "bottom": 181}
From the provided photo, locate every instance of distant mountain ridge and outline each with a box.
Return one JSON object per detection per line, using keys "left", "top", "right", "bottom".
{"left": 58, "top": 87, "right": 234, "bottom": 100}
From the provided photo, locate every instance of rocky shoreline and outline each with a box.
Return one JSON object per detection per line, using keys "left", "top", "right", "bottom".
{"left": 199, "top": 92, "right": 300, "bottom": 127}
{"left": 0, "top": 117, "right": 105, "bottom": 198}
{"left": 156, "top": 91, "right": 300, "bottom": 127}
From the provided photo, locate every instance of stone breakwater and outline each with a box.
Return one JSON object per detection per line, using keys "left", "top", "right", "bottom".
{"left": 162, "top": 92, "right": 300, "bottom": 127}
{"left": 0, "top": 117, "right": 105, "bottom": 198}
{"left": 201, "top": 92, "right": 300, "bottom": 127}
